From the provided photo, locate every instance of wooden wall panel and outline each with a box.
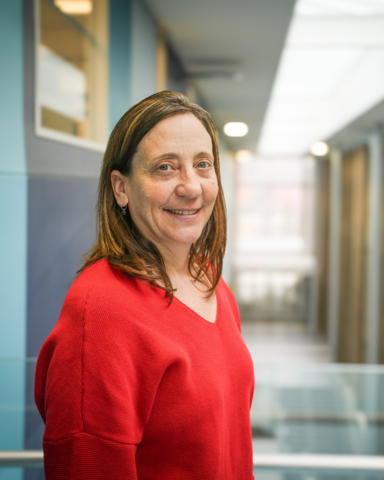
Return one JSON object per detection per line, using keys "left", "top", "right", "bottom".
{"left": 337, "top": 147, "right": 368, "bottom": 363}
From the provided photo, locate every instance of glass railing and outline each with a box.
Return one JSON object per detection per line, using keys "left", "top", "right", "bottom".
{"left": 253, "top": 452, "right": 384, "bottom": 478}
{"left": 1, "top": 359, "right": 384, "bottom": 478}
{"left": 251, "top": 364, "right": 384, "bottom": 455}
{"left": 0, "top": 358, "right": 44, "bottom": 479}
{"left": 252, "top": 363, "right": 384, "bottom": 479}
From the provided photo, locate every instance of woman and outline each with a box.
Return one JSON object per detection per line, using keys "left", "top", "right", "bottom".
{"left": 35, "top": 91, "right": 255, "bottom": 479}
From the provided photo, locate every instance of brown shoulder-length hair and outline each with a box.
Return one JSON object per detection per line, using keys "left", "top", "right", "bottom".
{"left": 79, "top": 91, "right": 227, "bottom": 299}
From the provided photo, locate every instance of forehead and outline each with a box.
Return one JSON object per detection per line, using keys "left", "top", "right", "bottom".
{"left": 139, "top": 113, "right": 213, "bottom": 155}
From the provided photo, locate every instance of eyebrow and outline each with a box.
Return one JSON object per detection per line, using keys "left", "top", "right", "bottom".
{"left": 151, "top": 151, "right": 214, "bottom": 162}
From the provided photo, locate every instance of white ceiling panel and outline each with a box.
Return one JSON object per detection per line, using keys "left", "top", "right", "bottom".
{"left": 295, "top": 0, "right": 384, "bottom": 17}
{"left": 273, "top": 48, "right": 364, "bottom": 100}
{"left": 258, "top": 0, "right": 384, "bottom": 155}
{"left": 288, "top": 18, "right": 384, "bottom": 47}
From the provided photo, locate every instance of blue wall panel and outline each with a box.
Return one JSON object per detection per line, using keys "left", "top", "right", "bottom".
{"left": 27, "top": 177, "right": 98, "bottom": 358}
{"left": 24, "top": 176, "right": 97, "bottom": 480}
{"left": 0, "top": 175, "right": 27, "bottom": 357}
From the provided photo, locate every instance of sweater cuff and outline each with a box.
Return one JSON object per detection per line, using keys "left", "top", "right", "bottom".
{"left": 43, "top": 432, "right": 138, "bottom": 480}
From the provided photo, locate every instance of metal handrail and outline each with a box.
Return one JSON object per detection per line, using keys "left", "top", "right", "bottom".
{"left": 0, "top": 451, "right": 44, "bottom": 468}
{"left": 2, "top": 450, "right": 384, "bottom": 472}
{"left": 253, "top": 454, "right": 384, "bottom": 473}
{"left": 252, "top": 412, "right": 384, "bottom": 424}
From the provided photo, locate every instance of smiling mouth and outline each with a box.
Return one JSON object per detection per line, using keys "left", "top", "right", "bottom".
{"left": 165, "top": 208, "right": 200, "bottom": 215}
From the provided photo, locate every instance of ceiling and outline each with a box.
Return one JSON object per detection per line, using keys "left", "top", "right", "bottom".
{"left": 144, "top": 0, "right": 296, "bottom": 152}
{"left": 258, "top": 0, "right": 384, "bottom": 156}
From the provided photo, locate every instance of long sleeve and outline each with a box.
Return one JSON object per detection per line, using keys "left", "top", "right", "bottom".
{"left": 35, "top": 264, "right": 168, "bottom": 479}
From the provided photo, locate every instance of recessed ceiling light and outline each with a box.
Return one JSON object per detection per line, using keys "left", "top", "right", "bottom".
{"left": 310, "top": 141, "right": 329, "bottom": 156}
{"left": 235, "top": 149, "right": 253, "bottom": 163}
{"left": 224, "top": 122, "right": 249, "bottom": 137}
{"left": 54, "top": 0, "right": 93, "bottom": 15}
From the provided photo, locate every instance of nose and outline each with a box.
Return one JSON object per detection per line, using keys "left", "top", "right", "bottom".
{"left": 175, "top": 168, "right": 202, "bottom": 198}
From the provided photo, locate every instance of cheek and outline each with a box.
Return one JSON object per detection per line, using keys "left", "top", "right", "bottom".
{"left": 144, "top": 183, "right": 171, "bottom": 206}
{"left": 206, "top": 179, "right": 219, "bottom": 203}
{"left": 131, "top": 178, "right": 164, "bottom": 202}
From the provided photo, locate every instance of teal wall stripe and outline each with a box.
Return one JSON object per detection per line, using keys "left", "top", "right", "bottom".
{"left": 0, "top": 175, "right": 27, "bottom": 480}
{"left": 0, "top": 0, "right": 27, "bottom": 355}
{"left": 0, "top": 175, "right": 28, "bottom": 358}
{"left": 109, "top": 0, "right": 132, "bottom": 133}
{"left": 0, "top": 0, "right": 26, "bottom": 173}
{"left": 0, "top": 0, "right": 28, "bottom": 355}
{"left": 0, "top": 1, "right": 27, "bottom": 476}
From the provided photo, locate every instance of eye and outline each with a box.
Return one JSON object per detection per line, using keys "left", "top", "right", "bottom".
{"left": 197, "top": 161, "right": 210, "bottom": 168}
{"left": 158, "top": 164, "right": 171, "bottom": 171}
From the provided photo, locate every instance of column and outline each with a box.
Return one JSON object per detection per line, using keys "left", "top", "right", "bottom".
{"left": 365, "top": 129, "right": 383, "bottom": 364}
{"left": 327, "top": 149, "right": 342, "bottom": 361}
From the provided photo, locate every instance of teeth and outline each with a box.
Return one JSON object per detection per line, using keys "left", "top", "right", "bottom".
{"left": 168, "top": 209, "right": 198, "bottom": 215}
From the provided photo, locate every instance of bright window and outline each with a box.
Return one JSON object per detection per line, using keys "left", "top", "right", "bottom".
{"left": 36, "top": 0, "right": 109, "bottom": 149}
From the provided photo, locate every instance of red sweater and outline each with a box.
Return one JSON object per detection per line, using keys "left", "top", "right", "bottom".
{"left": 35, "top": 259, "right": 255, "bottom": 479}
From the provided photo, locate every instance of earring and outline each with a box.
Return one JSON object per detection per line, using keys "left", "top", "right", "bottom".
{"left": 120, "top": 202, "right": 127, "bottom": 216}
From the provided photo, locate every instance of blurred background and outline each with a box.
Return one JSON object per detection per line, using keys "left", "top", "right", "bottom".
{"left": 2, "top": 0, "right": 384, "bottom": 478}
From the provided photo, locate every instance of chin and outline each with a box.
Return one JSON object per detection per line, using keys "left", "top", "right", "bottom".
{"left": 171, "top": 236, "right": 201, "bottom": 246}
{"left": 169, "top": 229, "right": 204, "bottom": 246}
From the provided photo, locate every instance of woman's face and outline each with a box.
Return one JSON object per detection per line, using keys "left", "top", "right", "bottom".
{"left": 125, "top": 113, "right": 219, "bottom": 253}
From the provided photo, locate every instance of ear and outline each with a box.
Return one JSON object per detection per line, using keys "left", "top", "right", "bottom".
{"left": 111, "top": 170, "right": 129, "bottom": 207}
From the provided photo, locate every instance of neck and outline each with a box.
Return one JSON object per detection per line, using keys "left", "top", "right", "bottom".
{"left": 156, "top": 242, "right": 191, "bottom": 278}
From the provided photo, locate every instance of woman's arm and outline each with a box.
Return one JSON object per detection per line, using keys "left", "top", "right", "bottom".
{"left": 35, "top": 268, "right": 164, "bottom": 479}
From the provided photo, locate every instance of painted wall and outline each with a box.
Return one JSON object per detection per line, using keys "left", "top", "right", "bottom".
{"left": 0, "top": 0, "right": 27, "bottom": 358}
{"left": 110, "top": 0, "right": 158, "bottom": 127}
{"left": 0, "top": 3, "right": 27, "bottom": 480}
{"left": 131, "top": 0, "right": 157, "bottom": 105}
{"left": 109, "top": 0, "right": 132, "bottom": 131}
{"left": 167, "top": 47, "right": 186, "bottom": 94}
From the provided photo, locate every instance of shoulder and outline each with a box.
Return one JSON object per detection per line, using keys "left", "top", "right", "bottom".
{"left": 71, "top": 258, "right": 135, "bottom": 299}
{"left": 67, "top": 258, "right": 154, "bottom": 313}
{"left": 40, "top": 259, "right": 164, "bottom": 359}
